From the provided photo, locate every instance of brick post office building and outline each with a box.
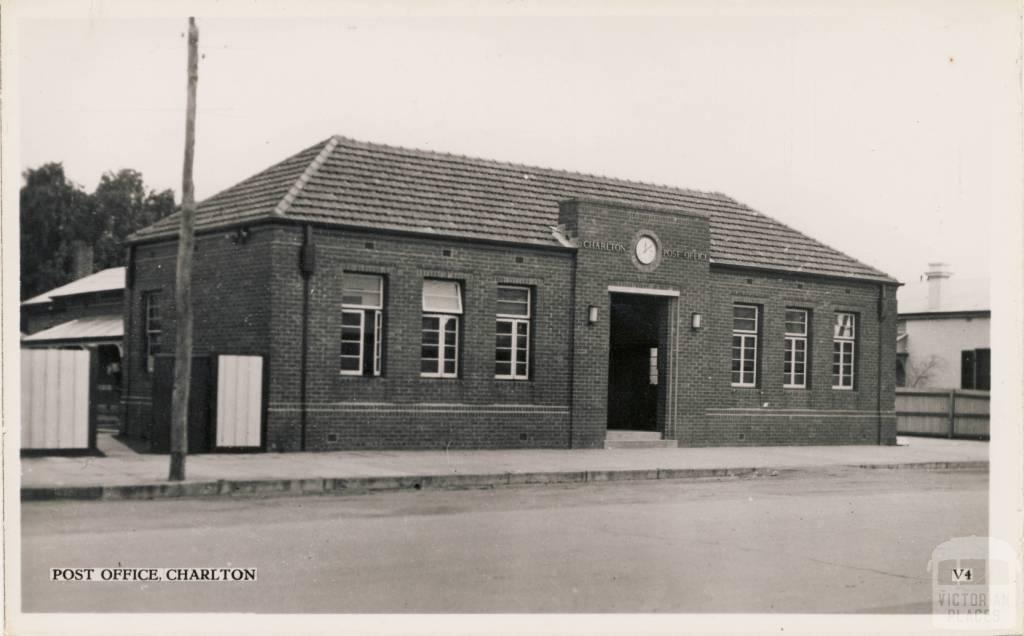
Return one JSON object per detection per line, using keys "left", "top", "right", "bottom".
{"left": 122, "top": 136, "right": 900, "bottom": 452}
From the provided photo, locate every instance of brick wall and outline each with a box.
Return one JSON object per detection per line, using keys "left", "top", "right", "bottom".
{"left": 696, "top": 267, "right": 898, "bottom": 446}
{"left": 122, "top": 230, "right": 274, "bottom": 440}
{"left": 561, "top": 198, "right": 712, "bottom": 448}
{"left": 124, "top": 214, "right": 898, "bottom": 451}
{"left": 263, "top": 224, "right": 574, "bottom": 451}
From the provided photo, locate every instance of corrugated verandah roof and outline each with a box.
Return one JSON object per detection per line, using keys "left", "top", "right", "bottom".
{"left": 131, "top": 136, "right": 896, "bottom": 283}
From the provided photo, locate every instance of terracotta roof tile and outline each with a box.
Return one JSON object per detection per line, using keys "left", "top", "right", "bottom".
{"left": 130, "top": 136, "right": 896, "bottom": 283}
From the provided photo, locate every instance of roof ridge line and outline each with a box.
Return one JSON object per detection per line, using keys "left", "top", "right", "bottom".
{"left": 329, "top": 134, "right": 733, "bottom": 205}
{"left": 272, "top": 136, "right": 340, "bottom": 216}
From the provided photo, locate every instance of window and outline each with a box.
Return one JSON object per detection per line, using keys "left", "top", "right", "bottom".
{"left": 731, "top": 304, "right": 758, "bottom": 386}
{"left": 832, "top": 312, "right": 856, "bottom": 389}
{"left": 649, "top": 347, "right": 659, "bottom": 385}
{"left": 495, "top": 285, "right": 530, "bottom": 379}
{"left": 961, "top": 348, "right": 990, "bottom": 390}
{"left": 422, "top": 280, "right": 462, "bottom": 378}
{"left": 143, "top": 291, "right": 162, "bottom": 373}
{"left": 784, "top": 309, "right": 809, "bottom": 388}
{"left": 340, "top": 273, "right": 384, "bottom": 376}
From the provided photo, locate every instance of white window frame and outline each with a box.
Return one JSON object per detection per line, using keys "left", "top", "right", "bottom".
{"left": 784, "top": 308, "right": 809, "bottom": 389}
{"left": 832, "top": 312, "right": 856, "bottom": 390}
{"left": 422, "top": 314, "right": 460, "bottom": 378}
{"left": 144, "top": 291, "right": 161, "bottom": 373}
{"left": 340, "top": 273, "right": 384, "bottom": 377}
{"left": 373, "top": 310, "right": 383, "bottom": 376}
{"left": 339, "top": 310, "right": 366, "bottom": 376}
{"left": 422, "top": 280, "right": 462, "bottom": 378}
{"left": 731, "top": 304, "right": 758, "bottom": 387}
{"left": 495, "top": 285, "right": 531, "bottom": 380}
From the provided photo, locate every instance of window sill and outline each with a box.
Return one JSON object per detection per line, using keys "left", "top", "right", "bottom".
{"left": 730, "top": 384, "right": 758, "bottom": 389}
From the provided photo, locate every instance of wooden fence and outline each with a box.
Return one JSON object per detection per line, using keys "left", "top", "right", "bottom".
{"left": 21, "top": 348, "right": 97, "bottom": 452}
{"left": 896, "top": 388, "right": 989, "bottom": 439}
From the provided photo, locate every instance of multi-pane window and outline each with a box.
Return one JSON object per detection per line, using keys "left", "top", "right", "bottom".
{"left": 649, "top": 347, "right": 659, "bottom": 385}
{"left": 783, "top": 309, "right": 809, "bottom": 388}
{"left": 422, "top": 280, "right": 462, "bottom": 378}
{"left": 731, "top": 304, "right": 758, "bottom": 386}
{"left": 340, "top": 273, "right": 384, "bottom": 376}
{"left": 495, "top": 285, "right": 530, "bottom": 379}
{"left": 832, "top": 312, "right": 856, "bottom": 389}
{"left": 143, "top": 291, "right": 162, "bottom": 373}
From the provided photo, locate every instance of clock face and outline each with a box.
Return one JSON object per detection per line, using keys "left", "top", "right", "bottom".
{"left": 635, "top": 236, "right": 657, "bottom": 265}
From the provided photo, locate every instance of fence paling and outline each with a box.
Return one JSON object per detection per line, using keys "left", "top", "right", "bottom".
{"left": 895, "top": 388, "right": 989, "bottom": 439}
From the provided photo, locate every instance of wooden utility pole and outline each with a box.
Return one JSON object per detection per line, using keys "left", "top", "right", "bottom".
{"left": 169, "top": 17, "right": 199, "bottom": 481}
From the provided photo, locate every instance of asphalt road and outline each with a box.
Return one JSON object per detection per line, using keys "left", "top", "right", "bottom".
{"left": 20, "top": 467, "right": 987, "bottom": 613}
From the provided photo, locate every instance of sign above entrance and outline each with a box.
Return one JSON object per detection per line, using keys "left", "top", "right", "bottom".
{"left": 580, "top": 240, "right": 627, "bottom": 253}
{"left": 664, "top": 248, "right": 709, "bottom": 262}
{"left": 580, "top": 239, "right": 708, "bottom": 262}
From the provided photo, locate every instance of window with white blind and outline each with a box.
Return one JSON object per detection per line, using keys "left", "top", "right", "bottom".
{"left": 832, "top": 312, "right": 856, "bottom": 389}
{"left": 731, "top": 304, "right": 758, "bottom": 386}
{"left": 495, "top": 285, "right": 531, "bottom": 379}
{"left": 784, "top": 309, "right": 809, "bottom": 388}
{"left": 340, "top": 273, "right": 384, "bottom": 376}
{"left": 422, "top": 280, "right": 462, "bottom": 378}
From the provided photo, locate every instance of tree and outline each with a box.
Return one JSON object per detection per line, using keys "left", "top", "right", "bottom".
{"left": 19, "top": 164, "right": 176, "bottom": 300}
{"left": 19, "top": 163, "right": 94, "bottom": 299}
{"left": 907, "top": 355, "right": 944, "bottom": 388}
{"left": 91, "top": 169, "right": 176, "bottom": 270}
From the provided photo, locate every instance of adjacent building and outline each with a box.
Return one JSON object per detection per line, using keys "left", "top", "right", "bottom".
{"left": 21, "top": 260, "right": 126, "bottom": 428}
{"left": 122, "top": 136, "right": 900, "bottom": 452}
{"left": 896, "top": 264, "right": 990, "bottom": 390}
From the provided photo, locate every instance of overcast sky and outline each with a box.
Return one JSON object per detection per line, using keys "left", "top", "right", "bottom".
{"left": 14, "top": 1, "right": 1019, "bottom": 285}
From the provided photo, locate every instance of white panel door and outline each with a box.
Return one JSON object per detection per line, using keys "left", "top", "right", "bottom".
{"left": 216, "top": 355, "right": 263, "bottom": 448}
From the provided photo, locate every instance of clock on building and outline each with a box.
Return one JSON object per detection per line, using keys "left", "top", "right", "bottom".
{"left": 635, "top": 235, "right": 658, "bottom": 265}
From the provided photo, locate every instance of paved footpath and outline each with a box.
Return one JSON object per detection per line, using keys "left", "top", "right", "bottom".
{"left": 20, "top": 434, "right": 987, "bottom": 501}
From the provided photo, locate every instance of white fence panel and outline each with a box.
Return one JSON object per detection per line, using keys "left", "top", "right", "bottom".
{"left": 216, "top": 355, "right": 263, "bottom": 448}
{"left": 21, "top": 349, "right": 91, "bottom": 450}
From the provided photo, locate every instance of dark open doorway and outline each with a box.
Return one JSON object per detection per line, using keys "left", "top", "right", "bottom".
{"left": 607, "top": 294, "right": 669, "bottom": 433}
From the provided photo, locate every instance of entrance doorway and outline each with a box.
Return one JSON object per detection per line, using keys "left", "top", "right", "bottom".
{"left": 607, "top": 294, "right": 670, "bottom": 433}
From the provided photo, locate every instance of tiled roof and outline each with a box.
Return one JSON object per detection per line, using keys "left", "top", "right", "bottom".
{"left": 131, "top": 136, "right": 896, "bottom": 283}
{"left": 898, "top": 277, "right": 989, "bottom": 314}
{"left": 21, "top": 315, "right": 123, "bottom": 344}
{"left": 22, "top": 267, "right": 125, "bottom": 306}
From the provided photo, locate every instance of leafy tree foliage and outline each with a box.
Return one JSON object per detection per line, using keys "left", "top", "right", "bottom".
{"left": 20, "top": 163, "right": 176, "bottom": 300}
{"left": 91, "top": 169, "right": 175, "bottom": 270}
{"left": 20, "top": 163, "right": 94, "bottom": 300}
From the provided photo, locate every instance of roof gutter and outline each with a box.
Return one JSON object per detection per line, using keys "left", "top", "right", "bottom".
{"left": 126, "top": 217, "right": 577, "bottom": 254}
{"left": 709, "top": 262, "right": 901, "bottom": 286}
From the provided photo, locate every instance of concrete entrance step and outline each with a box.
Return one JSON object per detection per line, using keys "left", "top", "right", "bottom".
{"left": 605, "top": 430, "right": 678, "bottom": 449}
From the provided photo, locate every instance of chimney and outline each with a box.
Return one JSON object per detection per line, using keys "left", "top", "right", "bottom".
{"left": 925, "top": 262, "right": 951, "bottom": 311}
{"left": 71, "top": 240, "right": 94, "bottom": 280}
